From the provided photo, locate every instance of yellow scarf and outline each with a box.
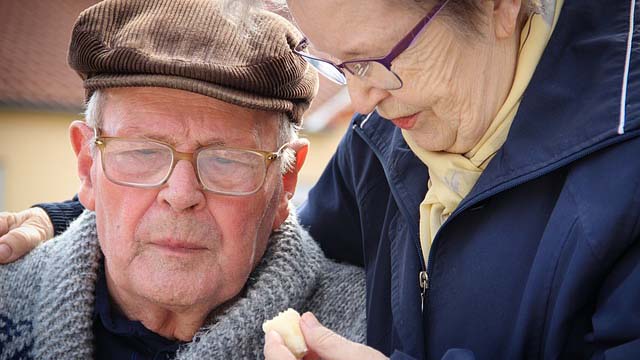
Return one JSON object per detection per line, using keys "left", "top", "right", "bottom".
{"left": 404, "top": 1, "right": 564, "bottom": 266}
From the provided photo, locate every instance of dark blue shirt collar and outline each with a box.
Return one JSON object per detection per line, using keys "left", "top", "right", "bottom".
{"left": 93, "top": 265, "right": 184, "bottom": 360}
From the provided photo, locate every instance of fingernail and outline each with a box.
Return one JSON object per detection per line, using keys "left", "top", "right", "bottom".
{"left": 267, "top": 330, "right": 283, "bottom": 344}
{"left": 0, "top": 243, "right": 12, "bottom": 261}
{"left": 301, "top": 312, "right": 320, "bottom": 329}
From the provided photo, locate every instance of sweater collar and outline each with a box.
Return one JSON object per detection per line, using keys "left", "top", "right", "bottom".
{"left": 177, "top": 214, "right": 325, "bottom": 358}
{"left": 31, "top": 211, "right": 102, "bottom": 359}
{"left": 33, "top": 210, "right": 324, "bottom": 359}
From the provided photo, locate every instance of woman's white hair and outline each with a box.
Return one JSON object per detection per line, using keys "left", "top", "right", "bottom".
{"left": 530, "top": 0, "right": 557, "bottom": 24}
{"left": 222, "top": 0, "right": 288, "bottom": 31}
{"left": 85, "top": 89, "right": 298, "bottom": 174}
{"left": 222, "top": 0, "right": 283, "bottom": 15}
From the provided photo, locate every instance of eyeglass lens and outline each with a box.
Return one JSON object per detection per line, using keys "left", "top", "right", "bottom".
{"left": 101, "top": 139, "right": 268, "bottom": 195}
{"left": 197, "top": 148, "right": 266, "bottom": 194}
{"left": 342, "top": 61, "right": 402, "bottom": 89}
{"left": 102, "top": 139, "right": 173, "bottom": 187}
{"left": 303, "top": 56, "right": 347, "bottom": 85}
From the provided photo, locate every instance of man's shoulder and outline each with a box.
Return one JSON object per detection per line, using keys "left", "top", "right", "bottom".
{"left": 305, "top": 260, "right": 366, "bottom": 343}
{"left": 317, "top": 260, "right": 366, "bottom": 291}
{"left": 0, "top": 311, "right": 34, "bottom": 359}
{"left": 0, "top": 210, "right": 100, "bottom": 314}
{"left": 292, "top": 218, "right": 366, "bottom": 309}
{"left": 0, "top": 236, "right": 51, "bottom": 298}
{"left": 0, "top": 233, "right": 52, "bottom": 360}
{"left": 0, "top": 211, "right": 100, "bottom": 360}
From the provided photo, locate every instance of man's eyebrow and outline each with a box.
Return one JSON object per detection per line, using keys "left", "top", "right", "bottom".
{"left": 160, "top": 136, "right": 227, "bottom": 148}
{"left": 198, "top": 139, "right": 227, "bottom": 147}
{"left": 115, "top": 127, "right": 227, "bottom": 147}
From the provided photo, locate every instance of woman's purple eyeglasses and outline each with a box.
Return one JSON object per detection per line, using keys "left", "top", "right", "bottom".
{"left": 293, "top": 0, "right": 450, "bottom": 90}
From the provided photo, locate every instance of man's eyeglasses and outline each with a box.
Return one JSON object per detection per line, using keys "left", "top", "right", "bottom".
{"left": 93, "top": 129, "right": 288, "bottom": 196}
{"left": 293, "top": 0, "right": 449, "bottom": 90}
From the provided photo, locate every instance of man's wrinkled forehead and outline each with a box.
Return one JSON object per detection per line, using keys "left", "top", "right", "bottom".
{"left": 99, "top": 87, "right": 276, "bottom": 149}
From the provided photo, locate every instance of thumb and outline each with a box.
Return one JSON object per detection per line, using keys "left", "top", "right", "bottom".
{"left": 0, "top": 226, "right": 47, "bottom": 264}
{"left": 299, "top": 312, "right": 385, "bottom": 360}
{"left": 0, "top": 208, "right": 54, "bottom": 264}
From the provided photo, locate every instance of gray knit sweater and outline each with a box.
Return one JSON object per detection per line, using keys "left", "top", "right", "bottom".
{"left": 0, "top": 211, "right": 366, "bottom": 359}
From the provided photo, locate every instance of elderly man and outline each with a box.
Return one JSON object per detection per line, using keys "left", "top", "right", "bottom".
{"left": 0, "top": 0, "right": 365, "bottom": 359}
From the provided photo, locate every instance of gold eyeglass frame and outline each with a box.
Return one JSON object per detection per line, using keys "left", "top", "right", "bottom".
{"left": 93, "top": 128, "right": 288, "bottom": 196}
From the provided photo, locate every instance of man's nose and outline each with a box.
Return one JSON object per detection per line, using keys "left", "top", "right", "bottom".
{"left": 158, "top": 160, "right": 206, "bottom": 212}
{"left": 346, "top": 75, "right": 391, "bottom": 115}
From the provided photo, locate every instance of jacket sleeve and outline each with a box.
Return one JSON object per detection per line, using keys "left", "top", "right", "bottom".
{"left": 299, "top": 125, "right": 364, "bottom": 267}
{"left": 390, "top": 349, "right": 476, "bottom": 360}
{"left": 33, "top": 195, "right": 85, "bottom": 236}
{"left": 587, "top": 235, "right": 640, "bottom": 359}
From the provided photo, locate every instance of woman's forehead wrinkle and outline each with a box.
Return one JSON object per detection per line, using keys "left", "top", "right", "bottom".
{"left": 296, "top": 2, "right": 419, "bottom": 60}
{"left": 290, "top": 0, "right": 355, "bottom": 51}
{"left": 306, "top": 26, "right": 385, "bottom": 60}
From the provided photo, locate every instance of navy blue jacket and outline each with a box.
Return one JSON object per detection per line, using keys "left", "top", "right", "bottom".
{"left": 299, "top": 1, "right": 640, "bottom": 359}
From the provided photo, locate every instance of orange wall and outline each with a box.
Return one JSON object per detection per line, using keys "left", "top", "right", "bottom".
{"left": 0, "top": 109, "right": 349, "bottom": 211}
{"left": 0, "top": 110, "right": 80, "bottom": 211}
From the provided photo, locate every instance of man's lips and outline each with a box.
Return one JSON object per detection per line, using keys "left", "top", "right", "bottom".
{"left": 390, "top": 113, "right": 419, "bottom": 130}
{"left": 149, "top": 239, "right": 208, "bottom": 254}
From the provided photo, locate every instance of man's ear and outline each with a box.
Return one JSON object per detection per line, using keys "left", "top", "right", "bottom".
{"left": 493, "top": 0, "right": 522, "bottom": 39}
{"left": 272, "top": 138, "right": 309, "bottom": 230}
{"left": 70, "top": 121, "right": 96, "bottom": 210}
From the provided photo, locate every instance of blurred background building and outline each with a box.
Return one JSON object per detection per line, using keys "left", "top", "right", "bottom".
{"left": 0, "top": 0, "right": 353, "bottom": 211}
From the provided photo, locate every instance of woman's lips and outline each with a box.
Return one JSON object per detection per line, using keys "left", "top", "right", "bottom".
{"left": 390, "top": 113, "right": 418, "bottom": 130}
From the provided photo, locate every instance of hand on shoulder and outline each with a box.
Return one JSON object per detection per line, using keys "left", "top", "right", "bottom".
{"left": 0, "top": 207, "right": 54, "bottom": 263}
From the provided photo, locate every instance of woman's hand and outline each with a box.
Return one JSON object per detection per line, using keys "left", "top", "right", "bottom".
{"left": 0, "top": 207, "right": 54, "bottom": 263}
{"left": 264, "top": 312, "right": 388, "bottom": 360}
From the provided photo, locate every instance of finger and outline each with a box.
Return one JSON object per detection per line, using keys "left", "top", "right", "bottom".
{"left": 24, "top": 207, "right": 55, "bottom": 240}
{"left": 0, "top": 212, "right": 17, "bottom": 235}
{"left": 0, "top": 242, "right": 11, "bottom": 263}
{"left": 299, "top": 313, "right": 355, "bottom": 360}
{"left": 0, "top": 226, "right": 44, "bottom": 263}
{"left": 302, "top": 350, "right": 320, "bottom": 360}
{"left": 300, "top": 312, "right": 386, "bottom": 360}
{"left": 264, "top": 330, "right": 298, "bottom": 360}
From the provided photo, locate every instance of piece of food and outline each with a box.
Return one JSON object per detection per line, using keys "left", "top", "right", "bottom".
{"left": 262, "top": 308, "right": 308, "bottom": 359}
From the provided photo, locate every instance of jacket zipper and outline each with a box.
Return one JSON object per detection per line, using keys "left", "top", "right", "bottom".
{"left": 419, "top": 270, "right": 429, "bottom": 312}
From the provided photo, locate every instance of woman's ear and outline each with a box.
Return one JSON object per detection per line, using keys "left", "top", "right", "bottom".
{"left": 69, "top": 121, "right": 96, "bottom": 210}
{"left": 272, "top": 138, "right": 309, "bottom": 230}
{"left": 493, "top": 0, "right": 522, "bottom": 39}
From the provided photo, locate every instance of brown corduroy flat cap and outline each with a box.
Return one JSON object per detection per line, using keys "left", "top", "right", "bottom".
{"left": 68, "top": 0, "right": 318, "bottom": 125}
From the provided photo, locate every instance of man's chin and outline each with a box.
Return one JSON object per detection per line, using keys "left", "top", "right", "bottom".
{"left": 134, "top": 272, "right": 219, "bottom": 308}
{"left": 126, "top": 256, "right": 220, "bottom": 303}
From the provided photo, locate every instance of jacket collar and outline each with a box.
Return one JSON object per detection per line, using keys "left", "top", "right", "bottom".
{"left": 354, "top": 0, "right": 639, "bottom": 217}
{"left": 353, "top": 115, "right": 428, "bottom": 237}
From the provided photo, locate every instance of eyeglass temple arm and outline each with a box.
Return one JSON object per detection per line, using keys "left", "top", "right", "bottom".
{"left": 381, "top": 0, "right": 450, "bottom": 68}
{"left": 268, "top": 143, "right": 291, "bottom": 161}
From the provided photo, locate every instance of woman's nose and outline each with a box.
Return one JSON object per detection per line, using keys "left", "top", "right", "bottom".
{"left": 345, "top": 74, "right": 391, "bottom": 115}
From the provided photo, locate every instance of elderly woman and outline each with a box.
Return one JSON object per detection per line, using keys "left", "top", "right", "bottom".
{"left": 1, "top": 0, "right": 638, "bottom": 359}
{"left": 257, "top": 0, "right": 640, "bottom": 359}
